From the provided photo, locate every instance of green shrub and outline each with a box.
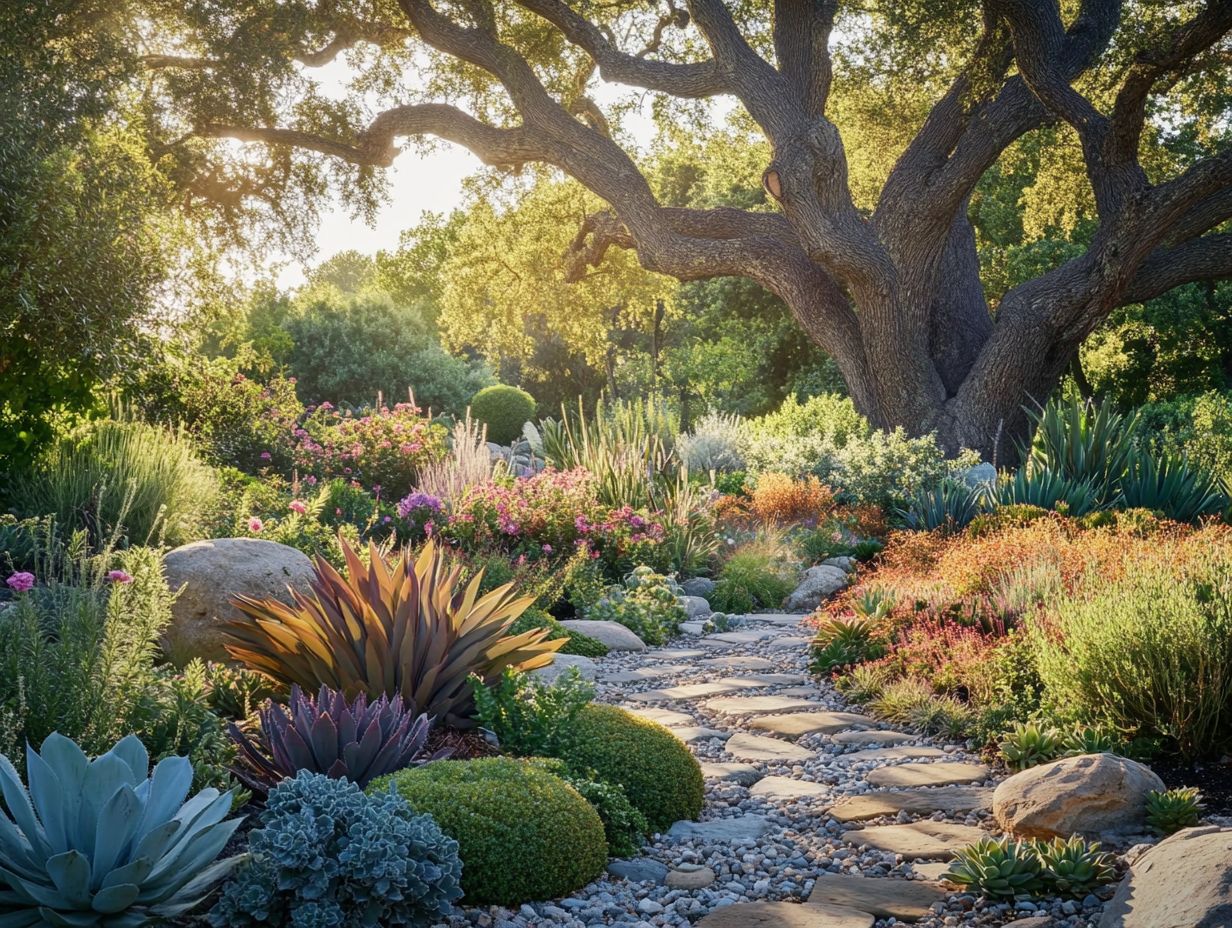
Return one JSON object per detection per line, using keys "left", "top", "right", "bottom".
{"left": 509, "top": 607, "right": 609, "bottom": 657}
{"left": 14, "top": 417, "right": 220, "bottom": 546}
{"left": 472, "top": 666, "right": 594, "bottom": 757}
{"left": 588, "top": 566, "right": 687, "bottom": 645}
{"left": 530, "top": 758, "right": 648, "bottom": 857}
{"left": 210, "top": 772, "right": 462, "bottom": 927}
{"left": 832, "top": 428, "right": 978, "bottom": 509}
{"left": 376, "top": 758, "right": 607, "bottom": 905}
{"left": 710, "top": 538, "right": 797, "bottom": 613}
{"left": 471, "top": 384, "right": 537, "bottom": 444}
{"left": 1033, "top": 554, "right": 1232, "bottom": 758}
{"left": 555, "top": 703, "right": 704, "bottom": 831}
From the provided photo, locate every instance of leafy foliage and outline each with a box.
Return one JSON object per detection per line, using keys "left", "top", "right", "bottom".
{"left": 0, "top": 733, "right": 242, "bottom": 927}
{"left": 710, "top": 536, "right": 798, "bottom": 613}
{"left": 897, "top": 479, "right": 986, "bottom": 532}
{"left": 528, "top": 758, "right": 649, "bottom": 858}
{"left": 377, "top": 757, "right": 607, "bottom": 906}
{"left": 210, "top": 772, "right": 462, "bottom": 928}
{"left": 587, "top": 566, "right": 687, "bottom": 645}
{"left": 223, "top": 539, "right": 562, "bottom": 728}
{"left": 471, "top": 667, "right": 595, "bottom": 758}
{"left": 810, "top": 614, "right": 887, "bottom": 673}
{"left": 469, "top": 384, "right": 537, "bottom": 445}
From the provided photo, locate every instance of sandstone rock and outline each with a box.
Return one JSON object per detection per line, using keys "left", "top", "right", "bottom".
{"left": 669, "top": 726, "right": 731, "bottom": 744}
{"left": 1099, "top": 826, "right": 1232, "bottom": 927}
{"left": 831, "top": 730, "right": 918, "bottom": 746}
{"left": 700, "top": 762, "right": 763, "bottom": 786}
{"left": 808, "top": 873, "right": 950, "bottom": 920}
{"left": 749, "top": 777, "right": 829, "bottom": 802}
{"left": 627, "top": 706, "right": 695, "bottom": 727}
{"left": 867, "top": 762, "right": 991, "bottom": 789}
{"left": 785, "top": 564, "right": 849, "bottom": 611}
{"left": 628, "top": 682, "right": 748, "bottom": 702}
{"left": 725, "top": 732, "right": 815, "bottom": 763}
{"left": 698, "top": 902, "right": 873, "bottom": 928}
{"left": 666, "top": 865, "right": 717, "bottom": 890}
{"left": 748, "top": 711, "right": 876, "bottom": 739}
{"left": 558, "top": 619, "right": 646, "bottom": 651}
{"left": 993, "top": 753, "right": 1164, "bottom": 839}
{"left": 681, "top": 577, "right": 717, "bottom": 598}
{"left": 162, "top": 538, "right": 315, "bottom": 665}
{"left": 699, "top": 655, "right": 778, "bottom": 671}
{"left": 828, "top": 786, "right": 995, "bottom": 822}
{"left": 530, "top": 653, "right": 597, "bottom": 685}
{"left": 849, "top": 821, "right": 989, "bottom": 860}
{"left": 681, "top": 595, "right": 712, "bottom": 618}
{"left": 706, "top": 695, "right": 822, "bottom": 716}
{"left": 839, "top": 745, "right": 947, "bottom": 763}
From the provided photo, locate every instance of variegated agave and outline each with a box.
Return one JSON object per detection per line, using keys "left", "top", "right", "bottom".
{"left": 229, "top": 683, "right": 441, "bottom": 794}
{"left": 0, "top": 733, "right": 242, "bottom": 927}
{"left": 224, "top": 539, "right": 564, "bottom": 728}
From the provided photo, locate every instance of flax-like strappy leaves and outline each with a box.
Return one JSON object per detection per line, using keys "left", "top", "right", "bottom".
{"left": 223, "top": 540, "right": 563, "bottom": 728}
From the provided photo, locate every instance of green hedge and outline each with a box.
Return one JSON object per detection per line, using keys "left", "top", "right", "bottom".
{"left": 555, "top": 704, "right": 704, "bottom": 831}
{"left": 374, "top": 758, "right": 607, "bottom": 905}
{"left": 470, "top": 384, "right": 536, "bottom": 445}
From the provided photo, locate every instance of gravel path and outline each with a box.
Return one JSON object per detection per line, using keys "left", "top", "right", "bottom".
{"left": 439, "top": 612, "right": 1111, "bottom": 928}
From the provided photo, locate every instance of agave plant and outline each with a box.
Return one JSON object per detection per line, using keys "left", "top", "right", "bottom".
{"left": 999, "top": 721, "right": 1063, "bottom": 771}
{"left": 229, "top": 684, "right": 441, "bottom": 793}
{"left": 1025, "top": 398, "right": 1141, "bottom": 502}
{"left": 1059, "top": 725, "right": 1124, "bottom": 757}
{"left": 1118, "top": 453, "right": 1228, "bottom": 522}
{"left": 992, "top": 465, "right": 1103, "bottom": 516}
{"left": 945, "top": 836, "right": 1043, "bottom": 899}
{"left": 896, "top": 478, "right": 986, "bottom": 531}
{"left": 224, "top": 539, "right": 564, "bottom": 728}
{"left": 1034, "top": 835, "right": 1118, "bottom": 896}
{"left": 1145, "top": 787, "right": 1204, "bottom": 835}
{"left": 810, "top": 613, "right": 886, "bottom": 672}
{"left": 0, "top": 733, "right": 241, "bottom": 926}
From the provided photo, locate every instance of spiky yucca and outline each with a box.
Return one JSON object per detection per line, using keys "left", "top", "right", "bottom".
{"left": 224, "top": 539, "right": 563, "bottom": 728}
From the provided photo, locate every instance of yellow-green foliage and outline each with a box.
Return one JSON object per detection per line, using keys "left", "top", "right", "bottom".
{"left": 555, "top": 703, "right": 704, "bottom": 831}
{"left": 374, "top": 758, "right": 607, "bottom": 905}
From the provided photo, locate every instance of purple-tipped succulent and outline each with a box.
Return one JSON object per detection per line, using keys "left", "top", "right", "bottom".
{"left": 230, "top": 683, "right": 443, "bottom": 793}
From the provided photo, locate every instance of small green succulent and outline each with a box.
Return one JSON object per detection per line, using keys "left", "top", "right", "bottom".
{"left": 1059, "top": 725, "right": 1124, "bottom": 757}
{"left": 1145, "top": 787, "right": 1204, "bottom": 835}
{"left": 944, "top": 837, "right": 1044, "bottom": 899}
{"left": 999, "top": 721, "right": 1063, "bottom": 770}
{"left": 1034, "top": 835, "right": 1118, "bottom": 896}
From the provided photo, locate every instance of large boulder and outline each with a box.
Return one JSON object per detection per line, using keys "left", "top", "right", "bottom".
{"left": 680, "top": 595, "right": 712, "bottom": 618}
{"left": 993, "top": 753, "right": 1164, "bottom": 839}
{"left": 162, "top": 537, "right": 316, "bottom": 665}
{"left": 558, "top": 619, "right": 646, "bottom": 651}
{"left": 681, "top": 577, "right": 716, "bottom": 599}
{"left": 1099, "top": 826, "right": 1232, "bottom": 927}
{"left": 785, "top": 564, "right": 849, "bottom": 612}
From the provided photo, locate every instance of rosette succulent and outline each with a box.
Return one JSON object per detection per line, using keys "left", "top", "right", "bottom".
{"left": 1034, "top": 835, "right": 1118, "bottom": 896}
{"left": 0, "top": 733, "right": 242, "bottom": 926}
{"left": 944, "top": 837, "right": 1043, "bottom": 899}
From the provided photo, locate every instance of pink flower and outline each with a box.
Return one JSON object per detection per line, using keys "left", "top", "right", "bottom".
{"left": 541, "top": 544, "right": 553, "bottom": 554}
{"left": 305, "top": 475, "right": 317, "bottom": 485}
{"left": 260, "top": 451, "right": 272, "bottom": 461}
{"left": 289, "top": 500, "right": 307, "bottom": 515}
{"left": 248, "top": 517, "right": 264, "bottom": 533}
{"left": 106, "top": 570, "right": 134, "bottom": 584}
{"left": 5, "top": 572, "right": 34, "bottom": 593}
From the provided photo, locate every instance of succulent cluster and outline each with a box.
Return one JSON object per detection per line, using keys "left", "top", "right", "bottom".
{"left": 0, "top": 733, "right": 241, "bottom": 927}
{"left": 229, "top": 683, "right": 438, "bottom": 793}
{"left": 810, "top": 612, "right": 887, "bottom": 672}
{"left": 587, "top": 566, "right": 686, "bottom": 645}
{"left": 945, "top": 835, "right": 1118, "bottom": 900}
{"left": 998, "top": 721, "right": 1127, "bottom": 770}
{"left": 209, "top": 771, "right": 462, "bottom": 927}
{"left": 1145, "top": 787, "right": 1204, "bottom": 835}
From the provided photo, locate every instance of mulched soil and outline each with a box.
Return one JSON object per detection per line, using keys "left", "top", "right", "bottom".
{"left": 426, "top": 726, "right": 501, "bottom": 759}
{"left": 1152, "top": 754, "right": 1232, "bottom": 817}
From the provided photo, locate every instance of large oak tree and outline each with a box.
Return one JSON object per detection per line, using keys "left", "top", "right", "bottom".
{"left": 147, "top": 0, "right": 1232, "bottom": 460}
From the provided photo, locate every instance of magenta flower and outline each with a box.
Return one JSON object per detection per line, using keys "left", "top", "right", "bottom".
{"left": 5, "top": 572, "right": 34, "bottom": 593}
{"left": 106, "top": 570, "right": 134, "bottom": 584}
{"left": 542, "top": 544, "right": 553, "bottom": 554}
{"left": 260, "top": 451, "right": 272, "bottom": 461}
{"left": 248, "top": 517, "right": 264, "bottom": 533}
{"left": 288, "top": 500, "right": 307, "bottom": 515}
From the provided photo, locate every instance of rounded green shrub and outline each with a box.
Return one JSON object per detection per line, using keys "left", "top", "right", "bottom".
{"left": 555, "top": 703, "right": 704, "bottom": 831}
{"left": 470, "top": 384, "right": 536, "bottom": 445}
{"left": 374, "top": 758, "right": 607, "bottom": 905}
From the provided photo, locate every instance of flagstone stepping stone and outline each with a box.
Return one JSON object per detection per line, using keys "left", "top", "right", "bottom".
{"left": 748, "top": 711, "right": 877, "bottom": 738}
{"left": 707, "top": 695, "right": 824, "bottom": 716}
{"left": 706, "top": 627, "right": 785, "bottom": 644}
{"left": 699, "top": 655, "right": 778, "bottom": 670}
{"left": 828, "top": 786, "right": 995, "bottom": 822}
{"left": 646, "top": 648, "right": 708, "bottom": 660}
{"left": 848, "top": 821, "right": 989, "bottom": 860}
{"left": 766, "top": 636, "right": 812, "bottom": 650}
{"left": 910, "top": 862, "right": 958, "bottom": 883}
{"left": 839, "top": 745, "right": 948, "bottom": 763}
{"left": 559, "top": 619, "right": 646, "bottom": 650}
{"left": 697, "top": 901, "right": 873, "bottom": 928}
{"left": 726, "top": 732, "right": 815, "bottom": 763}
{"left": 867, "top": 762, "right": 991, "bottom": 788}
{"left": 607, "top": 859, "right": 669, "bottom": 883}
{"left": 831, "top": 730, "right": 918, "bottom": 746}
{"left": 626, "top": 706, "right": 695, "bottom": 727}
{"left": 776, "top": 685, "right": 823, "bottom": 697}
{"left": 701, "top": 762, "right": 764, "bottom": 785}
{"left": 600, "top": 664, "right": 690, "bottom": 683}
{"left": 750, "top": 776, "right": 830, "bottom": 801}
{"left": 739, "top": 673, "right": 812, "bottom": 686}
{"left": 666, "top": 864, "right": 717, "bottom": 890}
{"left": 628, "top": 681, "right": 747, "bottom": 703}
{"left": 748, "top": 613, "right": 809, "bottom": 627}
{"left": 669, "top": 725, "right": 731, "bottom": 744}
{"left": 713, "top": 676, "right": 782, "bottom": 691}
{"left": 808, "top": 873, "right": 951, "bottom": 920}
{"left": 667, "top": 814, "right": 774, "bottom": 842}
{"left": 679, "top": 620, "right": 709, "bottom": 635}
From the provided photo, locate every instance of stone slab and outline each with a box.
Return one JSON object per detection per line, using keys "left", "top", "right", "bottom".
{"left": 750, "top": 776, "right": 830, "bottom": 802}
{"left": 698, "top": 902, "right": 873, "bottom": 928}
{"left": 699, "top": 655, "right": 778, "bottom": 671}
{"left": 625, "top": 706, "right": 695, "bottom": 727}
{"left": 706, "top": 627, "right": 786, "bottom": 644}
{"left": 840, "top": 745, "right": 948, "bottom": 763}
{"left": 707, "top": 695, "right": 824, "bottom": 716}
{"left": 600, "top": 664, "right": 690, "bottom": 683}
{"left": 670, "top": 726, "right": 732, "bottom": 744}
{"left": 726, "top": 732, "right": 816, "bottom": 763}
{"left": 713, "top": 676, "right": 781, "bottom": 691}
{"left": 701, "top": 762, "right": 764, "bottom": 786}
{"left": 747, "top": 613, "right": 809, "bottom": 627}
{"left": 748, "top": 711, "right": 877, "bottom": 738}
{"left": 628, "top": 682, "right": 746, "bottom": 703}
{"left": 667, "top": 815, "right": 773, "bottom": 842}
{"left": 776, "top": 685, "right": 824, "bottom": 697}
{"left": 766, "top": 636, "right": 812, "bottom": 650}
{"left": 849, "top": 821, "right": 989, "bottom": 860}
{"left": 831, "top": 730, "right": 919, "bottom": 746}
{"left": 738, "top": 673, "right": 812, "bottom": 686}
{"left": 866, "top": 762, "right": 991, "bottom": 789}
{"left": 646, "top": 648, "right": 708, "bottom": 660}
{"left": 828, "top": 786, "right": 995, "bottom": 823}
{"left": 807, "top": 873, "right": 951, "bottom": 920}
{"left": 666, "top": 865, "right": 717, "bottom": 890}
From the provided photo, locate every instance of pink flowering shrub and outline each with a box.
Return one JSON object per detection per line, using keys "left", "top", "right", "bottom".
{"left": 293, "top": 402, "right": 447, "bottom": 498}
